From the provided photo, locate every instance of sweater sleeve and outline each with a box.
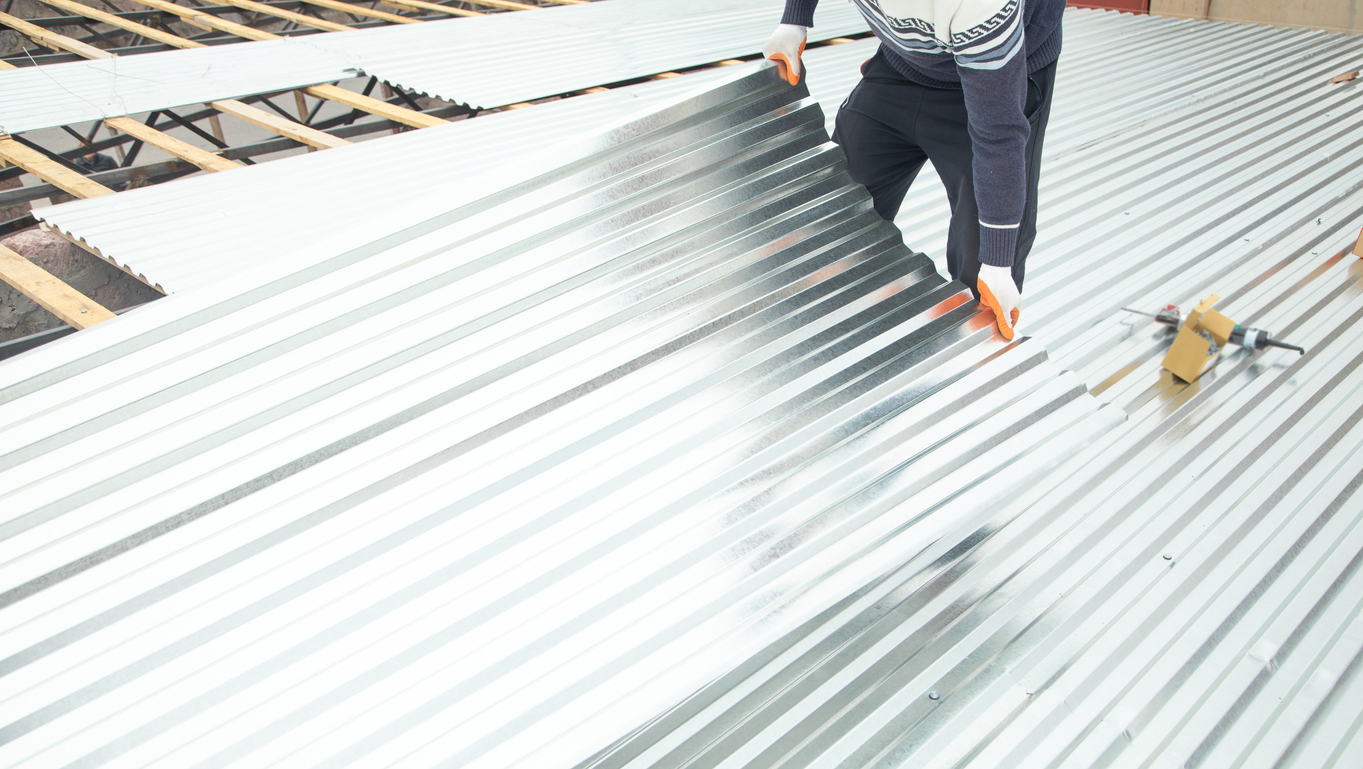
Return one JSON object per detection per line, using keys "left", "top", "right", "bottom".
{"left": 781, "top": 0, "right": 819, "bottom": 27}
{"left": 954, "top": 6, "right": 1031, "bottom": 268}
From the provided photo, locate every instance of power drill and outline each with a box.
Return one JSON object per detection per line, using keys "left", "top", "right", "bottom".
{"left": 1123, "top": 305, "right": 1306, "bottom": 355}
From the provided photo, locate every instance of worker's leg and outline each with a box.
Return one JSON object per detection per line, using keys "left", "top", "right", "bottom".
{"left": 832, "top": 51, "right": 931, "bottom": 221}
{"left": 918, "top": 60, "right": 1058, "bottom": 294}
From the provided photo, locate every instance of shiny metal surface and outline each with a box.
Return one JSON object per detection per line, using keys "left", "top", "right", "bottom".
{"left": 0, "top": 64, "right": 1112, "bottom": 768}
{"left": 580, "top": 11, "right": 1363, "bottom": 769}
{"left": 0, "top": 39, "right": 357, "bottom": 135}
{"left": 35, "top": 67, "right": 741, "bottom": 293}
{"left": 4, "top": 0, "right": 866, "bottom": 134}
{"left": 316, "top": 0, "right": 869, "bottom": 109}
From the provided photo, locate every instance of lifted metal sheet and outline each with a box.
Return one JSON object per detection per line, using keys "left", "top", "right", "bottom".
{"left": 0, "top": 65, "right": 1111, "bottom": 768}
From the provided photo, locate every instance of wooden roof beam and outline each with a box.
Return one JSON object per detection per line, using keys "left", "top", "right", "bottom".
{"left": 121, "top": 0, "right": 280, "bottom": 41}
{"left": 301, "top": 83, "right": 448, "bottom": 128}
{"left": 0, "top": 11, "right": 113, "bottom": 58}
{"left": 0, "top": 137, "right": 116, "bottom": 198}
{"left": 0, "top": 243, "right": 117, "bottom": 329}
{"left": 103, "top": 117, "right": 242, "bottom": 172}
{"left": 379, "top": 0, "right": 482, "bottom": 18}
{"left": 214, "top": 0, "right": 355, "bottom": 32}
{"left": 298, "top": 0, "right": 420, "bottom": 24}
{"left": 210, "top": 98, "right": 352, "bottom": 149}
{"left": 36, "top": 0, "right": 207, "bottom": 49}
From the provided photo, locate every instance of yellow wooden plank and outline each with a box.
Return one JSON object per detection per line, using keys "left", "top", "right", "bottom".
{"left": 38, "top": 0, "right": 206, "bottom": 48}
{"left": 0, "top": 11, "right": 113, "bottom": 58}
{"left": 0, "top": 59, "right": 16, "bottom": 70}
{"left": 0, "top": 244, "right": 116, "bottom": 329}
{"left": 379, "top": 0, "right": 482, "bottom": 17}
{"left": 210, "top": 99, "right": 351, "bottom": 149}
{"left": 299, "top": 0, "right": 419, "bottom": 23}
{"left": 461, "top": 0, "right": 540, "bottom": 10}
{"left": 0, "top": 138, "right": 116, "bottom": 198}
{"left": 103, "top": 117, "right": 241, "bottom": 172}
{"left": 121, "top": 0, "right": 281, "bottom": 41}
{"left": 302, "top": 83, "right": 447, "bottom": 128}
{"left": 216, "top": 0, "right": 354, "bottom": 32}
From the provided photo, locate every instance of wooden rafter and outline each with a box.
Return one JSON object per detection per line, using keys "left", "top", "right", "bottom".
{"left": 298, "top": 0, "right": 420, "bottom": 24}
{"left": 460, "top": 0, "right": 541, "bottom": 11}
{"left": 0, "top": 59, "right": 16, "bottom": 70}
{"left": 214, "top": 0, "right": 355, "bottom": 32}
{"left": 210, "top": 99, "right": 352, "bottom": 149}
{"left": 36, "top": 0, "right": 207, "bottom": 49}
{"left": 120, "top": 0, "right": 278, "bottom": 41}
{"left": 0, "top": 138, "right": 116, "bottom": 198}
{"left": 0, "top": 11, "right": 113, "bottom": 58}
{"left": 103, "top": 117, "right": 242, "bottom": 172}
{"left": 0, "top": 244, "right": 117, "bottom": 329}
{"left": 379, "top": 0, "right": 481, "bottom": 17}
{"left": 301, "top": 84, "right": 448, "bottom": 128}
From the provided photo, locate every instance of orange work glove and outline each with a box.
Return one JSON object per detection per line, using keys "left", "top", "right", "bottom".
{"left": 977, "top": 263, "right": 1021, "bottom": 340}
{"left": 763, "top": 24, "right": 808, "bottom": 86}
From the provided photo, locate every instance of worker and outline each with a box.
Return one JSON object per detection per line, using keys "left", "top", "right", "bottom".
{"left": 764, "top": 0, "right": 1065, "bottom": 339}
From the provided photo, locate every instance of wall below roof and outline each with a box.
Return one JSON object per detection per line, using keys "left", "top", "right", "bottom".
{"left": 1150, "top": 0, "right": 1363, "bottom": 32}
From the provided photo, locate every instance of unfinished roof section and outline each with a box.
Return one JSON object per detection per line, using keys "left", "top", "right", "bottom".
{"left": 0, "top": 65, "right": 1113, "bottom": 769}
{"left": 0, "top": 38, "right": 358, "bottom": 134}
{"left": 319, "top": 0, "right": 869, "bottom": 108}
{"left": 580, "top": 12, "right": 1363, "bottom": 769}
{"left": 34, "top": 66, "right": 741, "bottom": 293}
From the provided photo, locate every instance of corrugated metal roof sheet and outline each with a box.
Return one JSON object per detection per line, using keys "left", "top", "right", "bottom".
{"left": 0, "top": 64, "right": 1113, "bottom": 768}
{"left": 321, "top": 0, "right": 869, "bottom": 109}
{"left": 575, "top": 11, "right": 1363, "bottom": 769}
{"left": 9, "top": 8, "right": 1363, "bottom": 768}
{"left": 35, "top": 66, "right": 742, "bottom": 292}
{"left": 2, "top": 0, "right": 866, "bottom": 134}
{"left": 0, "top": 39, "right": 358, "bottom": 135}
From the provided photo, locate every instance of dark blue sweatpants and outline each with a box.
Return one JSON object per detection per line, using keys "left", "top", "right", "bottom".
{"left": 831, "top": 49, "right": 1057, "bottom": 294}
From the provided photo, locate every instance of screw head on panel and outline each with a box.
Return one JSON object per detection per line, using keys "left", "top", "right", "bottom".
{"left": 928, "top": 691, "right": 940, "bottom": 700}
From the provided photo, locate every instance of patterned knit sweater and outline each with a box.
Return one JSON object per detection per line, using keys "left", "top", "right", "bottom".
{"left": 782, "top": 0, "right": 1064, "bottom": 267}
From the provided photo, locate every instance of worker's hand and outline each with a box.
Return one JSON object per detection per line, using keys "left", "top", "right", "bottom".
{"left": 977, "top": 264, "right": 1021, "bottom": 340}
{"left": 763, "top": 24, "right": 807, "bottom": 86}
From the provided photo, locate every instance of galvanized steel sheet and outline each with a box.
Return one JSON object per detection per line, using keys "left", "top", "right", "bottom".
{"left": 579, "top": 12, "right": 1363, "bottom": 769}
{"left": 0, "top": 64, "right": 1112, "bottom": 768}
{"left": 318, "top": 0, "right": 870, "bottom": 109}
{"left": 0, "top": 39, "right": 358, "bottom": 135}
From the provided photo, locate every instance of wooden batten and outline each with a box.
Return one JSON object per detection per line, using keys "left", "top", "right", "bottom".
{"left": 216, "top": 0, "right": 354, "bottom": 32}
{"left": 37, "top": 0, "right": 206, "bottom": 49}
{"left": 0, "top": 244, "right": 117, "bottom": 329}
{"left": 210, "top": 99, "right": 352, "bottom": 150}
{"left": 0, "top": 138, "right": 116, "bottom": 198}
{"left": 122, "top": 0, "right": 280, "bottom": 41}
{"left": 299, "top": 0, "right": 420, "bottom": 23}
{"left": 102, "top": 117, "right": 242, "bottom": 173}
{"left": 379, "top": 0, "right": 482, "bottom": 17}
{"left": 302, "top": 84, "right": 448, "bottom": 128}
{"left": 0, "top": 11, "right": 112, "bottom": 58}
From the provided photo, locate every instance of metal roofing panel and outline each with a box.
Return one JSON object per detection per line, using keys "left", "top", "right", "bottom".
{"left": 0, "top": 39, "right": 358, "bottom": 135}
{"left": 35, "top": 66, "right": 741, "bottom": 292}
{"left": 575, "top": 12, "right": 1363, "bottom": 769}
{"left": 0, "top": 64, "right": 1112, "bottom": 768}
{"left": 1, "top": 0, "right": 866, "bottom": 135}
{"left": 317, "top": 0, "right": 869, "bottom": 109}
{"left": 10, "top": 9, "right": 1363, "bottom": 769}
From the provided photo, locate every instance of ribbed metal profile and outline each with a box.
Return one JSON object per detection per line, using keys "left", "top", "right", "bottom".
{"left": 578, "top": 13, "right": 1363, "bottom": 769}
{"left": 0, "top": 65, "right": 1111, "bottom": 768}
{"left": 0, "top": 39, "right": 358, "bottom": 135}
{"left": 34, "top": 66, "right": 743, "bottom": 293}
{"left": 2, "top": 0, "right": 866, "bottom": 135}
{"left": 320, "top": 0, "right": 869, "bottom": 109}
